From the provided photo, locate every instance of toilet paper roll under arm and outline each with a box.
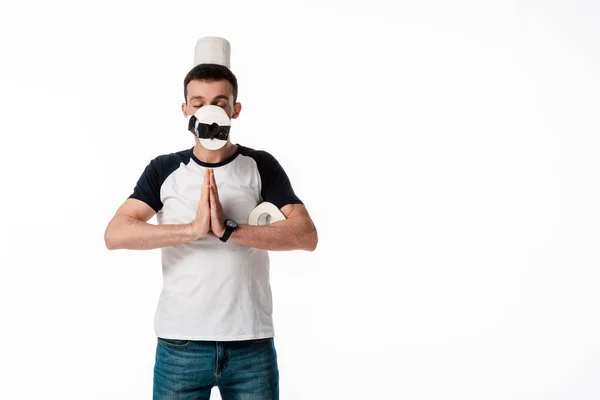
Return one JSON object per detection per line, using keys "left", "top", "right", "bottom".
{"left": 248, "top": 202, "right": 286, "bottom": 226}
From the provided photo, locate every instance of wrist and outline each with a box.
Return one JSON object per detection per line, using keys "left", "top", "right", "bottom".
{"left": 183, "top": 223, "right": 196, "bottom": 242}
{"left": 228, "top": 223, "right": 242, "bottom": 241}
{"left": 219, "top": 218, "right": 239, "bottom": 242}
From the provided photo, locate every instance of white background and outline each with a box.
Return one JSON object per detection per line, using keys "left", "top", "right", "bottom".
{"left": 1, "top": 0, "right": 599, "bottom": 399}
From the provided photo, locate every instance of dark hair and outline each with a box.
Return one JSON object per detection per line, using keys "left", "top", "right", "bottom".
{"left": 183, "top": 63, "right": 238, "bottom": 103}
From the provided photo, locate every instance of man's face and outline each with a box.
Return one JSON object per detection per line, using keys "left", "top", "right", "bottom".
{"left": 182, "top": 79, "right": 240, "bottom": 119}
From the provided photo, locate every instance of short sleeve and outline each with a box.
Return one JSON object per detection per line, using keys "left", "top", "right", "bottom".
{"left": 256, "top": 151, "right": 303, "bottom": 209}
{"left": 128, "top": 157, "right": 164, "bottom": 213}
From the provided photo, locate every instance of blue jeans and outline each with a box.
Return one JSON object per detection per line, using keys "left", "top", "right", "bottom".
{"left": 153, "top": 337, "right": 279, "bottom": 399}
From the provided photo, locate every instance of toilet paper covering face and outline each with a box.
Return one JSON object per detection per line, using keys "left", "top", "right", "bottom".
{"left": 187, "top": 105, "right": 231, "bottom": 150}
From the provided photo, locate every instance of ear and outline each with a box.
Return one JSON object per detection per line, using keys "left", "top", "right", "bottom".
{"left": 181, "top": 103, "right": 188, "bottom": 117}
{"left": 232, "top": 102, "right": 242, "bottom": 119}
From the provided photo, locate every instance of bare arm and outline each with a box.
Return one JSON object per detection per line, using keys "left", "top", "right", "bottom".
{"left": 228, "top": 203, "right": 318, "bottom": 251}
{"left": 103, "top": 199, "right": 195, "bottom": 250}
{"left": 105, "top": 170, "right": 212, "bottom": 250}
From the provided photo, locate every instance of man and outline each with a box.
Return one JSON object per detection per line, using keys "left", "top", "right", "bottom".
{"left": 104, "top": 60, "right": 318, "bottom": 399}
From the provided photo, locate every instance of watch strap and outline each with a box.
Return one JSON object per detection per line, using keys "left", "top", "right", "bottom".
{"left": 220, "top": 228, "right": 233, "bottom": 242}
{"left": 219, "top": 219, "right": 237, "bottom": 242}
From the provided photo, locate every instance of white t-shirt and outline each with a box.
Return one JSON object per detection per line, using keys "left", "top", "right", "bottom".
{"left": 128, "top": 144, "right": 302, "bottom": 341}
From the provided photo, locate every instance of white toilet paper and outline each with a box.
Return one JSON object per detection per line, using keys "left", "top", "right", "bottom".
{"left": 188, "top": 105, "right": 231, "bottom": 150}
{"left": 194, "top": 37, "right": 231, "bottom": 68}
{"left": 248, "top": 202, "right": 286, "bottom": 226}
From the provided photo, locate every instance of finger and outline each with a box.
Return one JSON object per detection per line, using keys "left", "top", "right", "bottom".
{"left": 204, "top": 182, "right": 211, "bottom": 206}
{"left": 200, "top": 170, "right": 209, "bottom": 203}
{"left": 210, "top": 182, "right": 217, "bottom": 204}
{"left": 207, "top": 181, "right": 212, "bottom": 206}
{"left": 210, "top": 169, "right": 219, "bottom": 200}
{"left": 209, "top": 184, "right": 218, "bottom": 216}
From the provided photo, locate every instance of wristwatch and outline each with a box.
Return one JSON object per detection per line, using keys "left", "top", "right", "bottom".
{"left": 219, "top": 219, "right": 238, "bottom": 242}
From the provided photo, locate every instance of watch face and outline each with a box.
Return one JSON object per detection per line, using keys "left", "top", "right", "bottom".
{"left": 226, "top": 219, "right": 238, "bottom": 228}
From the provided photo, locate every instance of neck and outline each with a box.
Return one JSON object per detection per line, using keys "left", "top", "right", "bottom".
{"left": 192, "top": 139, "right": 238, "bottom": 164}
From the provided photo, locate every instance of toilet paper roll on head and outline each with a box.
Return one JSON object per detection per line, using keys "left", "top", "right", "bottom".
{"left": 248, "top": 202, "right": 286, "bottom": 226}
{"left": 194, "top": 36, "right": 231, "bottom": 68}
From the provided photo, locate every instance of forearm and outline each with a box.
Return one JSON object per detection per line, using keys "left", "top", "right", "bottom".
{"left": 229, "top": 217, "right": 318, "bottom": 251}
{"left": 105, "top": 215, "right": 195, "bottom": 250}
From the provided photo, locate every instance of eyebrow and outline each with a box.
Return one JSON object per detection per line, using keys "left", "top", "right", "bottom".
{"left": 189, "top": 95, "right": 230, "bottom": 103}
{"left": 211, "top": 95, "right": 230, "bottom": 103}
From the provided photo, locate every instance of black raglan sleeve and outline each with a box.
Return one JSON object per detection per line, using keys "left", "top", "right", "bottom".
{"left": 128, "top": 157, "right": 164, "bottom": 213}
{"left": 254, "top": 150, "right": 303, "bottom": 209}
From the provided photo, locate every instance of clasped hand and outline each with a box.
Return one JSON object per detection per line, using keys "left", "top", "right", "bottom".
{"left": 189, "top": 169, "right": 227, "bottom": 239}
